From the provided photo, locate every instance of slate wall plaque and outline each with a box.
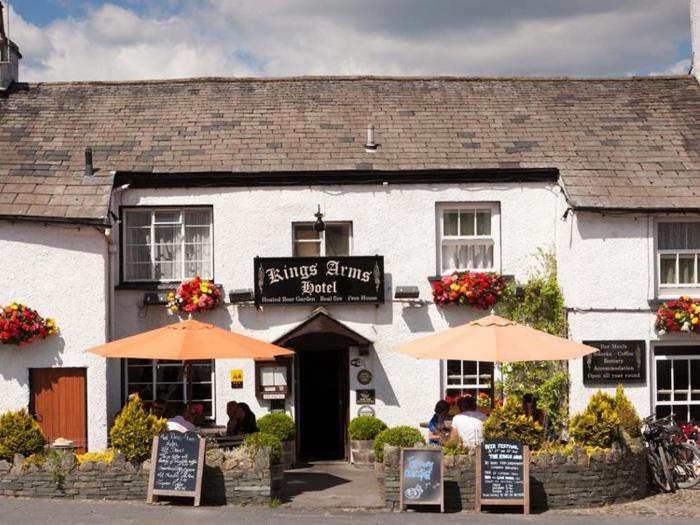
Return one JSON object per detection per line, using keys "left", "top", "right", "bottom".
{"left": 582, "top": 340, "right": 646, "bottom": 384}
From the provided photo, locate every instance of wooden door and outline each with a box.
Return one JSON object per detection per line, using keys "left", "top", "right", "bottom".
{"left": 30, "top": 368, "right": 87, "bottom": 452}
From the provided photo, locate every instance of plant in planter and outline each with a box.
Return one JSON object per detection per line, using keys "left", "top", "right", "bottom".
{"left": 373, "top": 426, "right": 425, "bottom": 464}
{"left": 432, "top": 271, "right": 506, "bottom": 309}
{"left": 0, "top": 409, "right": 46, "bottom": 461}
{"left": 348, "top": 416, "right": 387, "bottom": 467}
{"left": 110, "top": 394, "right": 167, "bottom": 463}
{"left": 569, "top": 391, "right": 620, "bottom": 448}
{"left": 0, "top": 303, "right": 58, "bottom": 346}
{"left": 483, "top": 396, "right": 543, "bottom": 450}
{"left": 256, "top": 413, "right": 296, "bottom": 467}
{"left": 243, "top": 431, "right": 284, "bottom": 482}
{"left": 166, "top": 276, "right": 223, "bottom": 314}
{"left": 655, "top": 296, "right": 700, "bottom": 334}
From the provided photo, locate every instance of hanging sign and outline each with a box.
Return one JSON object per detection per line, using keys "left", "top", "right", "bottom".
{"left": 476, "top": 439, "right": 530, "bottom": 514}
{"left": 147, "top": 431, "right": 205, "bottom": 506}
{"left": 254, "top": 256, "right": 384, "bottom": 306}
{"left": 582, "top": 340, "right": 646, "bottom": 385}
{"left": 399, "top": 448, "right": 444, "bottom": 512}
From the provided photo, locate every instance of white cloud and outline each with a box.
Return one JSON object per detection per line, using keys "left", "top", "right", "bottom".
{"left": 651, "top": 58, "right": 692, "bottom": 75}
{"left": 7, "top": 0, "right": 693, "bottom": 82}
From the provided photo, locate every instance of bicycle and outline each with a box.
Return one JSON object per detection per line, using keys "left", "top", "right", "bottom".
{"left": 643, "top": 414, "right": 700, "bottom": 492}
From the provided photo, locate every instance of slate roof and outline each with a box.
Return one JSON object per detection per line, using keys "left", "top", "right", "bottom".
{"left": 1, "top": 76, "right": 700, "bottom": 225}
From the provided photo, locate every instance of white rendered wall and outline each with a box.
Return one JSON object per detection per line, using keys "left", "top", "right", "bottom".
{"left": 0, "top": 221, "right": 109, "bottom": 450}
{"left": 114, "top": 182, "right": 559, "bottom": 429}
{"left": 558, "top": 203, "right": 700, "bottom": 419}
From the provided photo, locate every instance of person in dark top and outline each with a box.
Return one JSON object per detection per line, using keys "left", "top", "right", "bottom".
{"left": 236, "top": 403, "right": 258, "bottom": 435}
{"left": 428, "top": 400, "right": 451, "bottom": 445}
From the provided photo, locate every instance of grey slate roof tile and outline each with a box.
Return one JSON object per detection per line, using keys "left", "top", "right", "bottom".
{"left": 1, "top": 76, "right": 700, "bottom": 223}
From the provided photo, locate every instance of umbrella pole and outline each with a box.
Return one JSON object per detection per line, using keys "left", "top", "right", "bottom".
{"left": 184, "top": 361, "right": 193, "bottom": 415}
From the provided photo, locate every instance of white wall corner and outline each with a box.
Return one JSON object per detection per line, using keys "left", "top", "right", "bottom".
{"left": 691, "top": 0, "right": 700, "bottom": 81}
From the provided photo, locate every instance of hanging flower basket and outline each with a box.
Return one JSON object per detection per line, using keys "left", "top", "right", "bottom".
{"left": 0, "top": 303, "right": 59, "bottom": 346}
{"left": 166, "top": 276, "right": 223, "bottom": 314}
{"left": 432, "top": 271, "right": 506, "bottom": 309}
{"left": 655, "top": 296, "right": 700, "bottom": 335}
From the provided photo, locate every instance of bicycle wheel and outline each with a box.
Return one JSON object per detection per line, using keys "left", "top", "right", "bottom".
{"left": 658, "top": 445, "right": 676, "bottom": 492}
{"left": 670, "top": 443, "right": 700, "bottom": 489}
{"left": 647, "top": 449, "right": 669, "bottom": 491}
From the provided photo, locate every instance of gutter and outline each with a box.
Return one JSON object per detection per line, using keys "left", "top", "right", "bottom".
{"left": 0, "top": 214, "right": 110, "bottom": 228}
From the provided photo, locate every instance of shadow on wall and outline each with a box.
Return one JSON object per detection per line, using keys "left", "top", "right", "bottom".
{"left": 372, "top": 345, "right": 400, "bottom": 407}
{"left": 401, "top": 304, "right": 434, "bottom": 333}
{"left": 575, "top": 211, "right": 648, "bottom": 241}
{"left": 439, "top": 306, "right": 490, "bottom": 328}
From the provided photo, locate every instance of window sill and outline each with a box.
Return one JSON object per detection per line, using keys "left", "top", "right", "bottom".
{"left": 428, "top": 273, "right": 514, "bottom": 283}
{"left": 115, "top": 282, "right": 177, "bottom": 291}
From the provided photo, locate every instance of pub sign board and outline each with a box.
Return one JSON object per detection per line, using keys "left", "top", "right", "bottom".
{"left": 254, "top": 256, "right": 384, "bottom": 306}
{"left": 399, "top": 447, "right": 444, "bottom": 512}
{"left": 582, "top": 340, "right": 646, "bottom": 385}
{"left": 147, "top": 431, "right": 205, "bottom": 506}
{"left": 476, "top": 439, "right": 530, "bottom": 514}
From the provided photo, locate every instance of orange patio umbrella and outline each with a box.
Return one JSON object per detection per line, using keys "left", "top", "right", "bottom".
{"left": 87, "top": 319, "right": 294, "bottom": 409}
{"left": 391, "top": 314, "right": 598, "bottom": 362}
{"left": 87, "top": 318, "right": 294, "bottom": 361}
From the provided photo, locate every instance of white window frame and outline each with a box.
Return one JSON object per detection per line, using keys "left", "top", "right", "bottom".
{"left": 122, "top": 207, "right": 214, "bottom": 283}
{"left": 123, "top": 359, "right": 216, "bottom": 419}
{"left": 653, "top": 347, "right": 700, "bottom": 422}
{"left": 437, "top": 202, "right": 500, "bottom": 274}
{"left": 656, "top": 219, "right": 700, "bottom": 297}
{"left": 292, "top": 221, "right": 353, "bottom": 256}
{"left": 443, "top": 360, "right": 494, "bottom": 399}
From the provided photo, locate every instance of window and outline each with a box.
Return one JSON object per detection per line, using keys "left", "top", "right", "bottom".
{"left": 438, "top": 204, "right": 497, "bottom": 272}
{"left": 654, "top": 347, "right": 700, "bottom": 422}
{"left": 123, "top": 208, "right": 213, "bottom": 282}
{"left": 444, "top": 360, "right": 494, "bottom": 401}
{"left": 292, "top": 222, "right": 352, "bottom": 256}
{"left": 658, "top": 221, "right": 700, "bottom": 289}
{"left": 125, "top": 359, "right": 215, "bottom": 418}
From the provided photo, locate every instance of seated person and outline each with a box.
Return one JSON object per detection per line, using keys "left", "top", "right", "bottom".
{"left": 167, "top": 402, "right": 196, "bottom": 433}
{"left": 225, "top": 401, "right": 240, "bottom": 436}
{"left": 151, "top": 398, "right": 167, "bottom": 419}
{"left": 428, "top": 400, "right": 451, "bottom": 445}
{"left": 450, "top": 396, "right": 486, "bottom": 446}
{"left": 236, "top": 403, "right": 258, "bottom": 435}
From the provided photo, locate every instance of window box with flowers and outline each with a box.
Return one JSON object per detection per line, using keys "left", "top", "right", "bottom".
{"left": 0, "top": 303, "right": 58, "bottom": 346}
{"left": 166, "top": 276, "right": 223, "bottom": 314}
{"left": 432, "top": 271, "right": 507, "bottom": 309}
{"left": 655, "top": 296, "right": 700, "bottom": 335}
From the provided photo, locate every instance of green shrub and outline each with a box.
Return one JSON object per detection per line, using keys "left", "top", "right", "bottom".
{"left": 614, "top": 385, "right": 642, "bottom": 439}
{"left": 483, "top": 397, "right": 543, "bottom": 450}
{"left": 0, "top": 409, "right": 46, "bottom": 461}
{"left": 110, "top": 394, "right": 167, "bottom": 462}
{"left": 569, "top": 391, "right": 620, "bottom": 448}
{"left": 442, "top": 437, "right": 470, "bottom": 456}
{"left": 348, "top": 416, "right": 387, "bottom": 441}
{"left": 244, "top": 431, "right": 282, "bottom": 464}
{"left": 373, "top": 426, "right": 425, "bottom": 463}
{"left": 257, "top": 413, "right": 296, "bottom": 441}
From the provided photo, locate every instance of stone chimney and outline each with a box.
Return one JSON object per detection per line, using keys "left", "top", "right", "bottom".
{"left": 692, "top": 0, "right": 700, "bottom": 80}
{"left": 0, "top": 1, "right": 21, "bottom": 90}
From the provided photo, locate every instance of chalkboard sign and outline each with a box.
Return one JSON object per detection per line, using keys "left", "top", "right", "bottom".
{"left": 399, "top": 448, "right": 444, "bottom": 512}
{"left": 147, "top": 431, "right": 205, "bottom": 506}
{"left": 476, "top": 439, "right": 530, "bottom": 514}
{"left": 583, "top": 340, "right": 646, "bottom": 384}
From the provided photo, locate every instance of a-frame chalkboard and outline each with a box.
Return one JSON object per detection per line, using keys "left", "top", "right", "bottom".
{"left": 147, "top": 430, "right": 206, "bottom": 506}
{"left": 475, "top": 439, "right": 530, "bottom": 514}
{"left": 399, "top": 447, "right": 444, "bottom": 512}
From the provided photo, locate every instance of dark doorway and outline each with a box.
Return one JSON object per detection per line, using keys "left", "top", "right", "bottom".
{"left": 296, "top": 345, "right": 349, "bottom": 461}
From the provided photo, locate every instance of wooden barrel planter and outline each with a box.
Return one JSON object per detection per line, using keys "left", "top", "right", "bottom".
{"left": 280, "top": 439, "right": 296, "bottom": 468}
{"left": 351, "top": 439, "right": 375, "bottom": 468}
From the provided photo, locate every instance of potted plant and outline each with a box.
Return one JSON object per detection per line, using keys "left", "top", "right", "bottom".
{"left": 348, "top": 416, "right": 387, "bottom": 468}
{"left": 256, "top": 413, "right": 296, "bottom": 468}
{"left": 372, "top": 426, "right": 425, "bottom": 476}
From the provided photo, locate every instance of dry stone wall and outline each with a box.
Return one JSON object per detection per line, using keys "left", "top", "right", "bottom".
{"left": 383, "top": 444, "right": 647, "bottom": 511}
{"left": 0, "top": 449, "right": 274, "bottom": 505}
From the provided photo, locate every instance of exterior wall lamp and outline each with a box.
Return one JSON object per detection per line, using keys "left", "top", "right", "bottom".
{"left": 313, "top": 205, "right": 325, "bottom": 232}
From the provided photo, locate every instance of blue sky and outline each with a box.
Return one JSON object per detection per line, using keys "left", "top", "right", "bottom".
{"left": 5, "top": 0, "right": 694, "bottom": 82}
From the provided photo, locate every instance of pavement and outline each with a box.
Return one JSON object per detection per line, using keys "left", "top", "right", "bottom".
{"left": 0, "top": 497, "right": 698, "bottom": 525}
